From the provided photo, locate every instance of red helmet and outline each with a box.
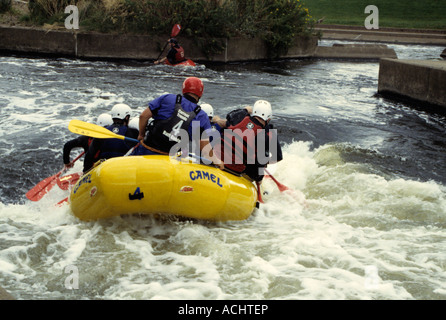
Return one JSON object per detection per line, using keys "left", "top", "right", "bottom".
{"left": 182, "top": 77, "right": 204, "bottom": 98}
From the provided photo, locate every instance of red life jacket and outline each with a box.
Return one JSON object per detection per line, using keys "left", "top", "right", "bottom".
{"left": 219, "top": 116, "right": 264, "bottom": 173}
{"left": 86, "top": 137, "right": 100, "bottom": 161}
{"left": 175, "top": 46, "right": 185, "bottom": 63}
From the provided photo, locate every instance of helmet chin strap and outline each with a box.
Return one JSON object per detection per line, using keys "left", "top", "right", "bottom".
{"left": 253, "top": 116, "right": 266, "bottom": 127}
{"left": 113, "top": 116, "right": 129, "bottom": 126}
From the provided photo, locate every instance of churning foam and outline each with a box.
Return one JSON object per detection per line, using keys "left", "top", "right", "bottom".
{"left": 1, "top": 140, "right": 446, "bottom": 299}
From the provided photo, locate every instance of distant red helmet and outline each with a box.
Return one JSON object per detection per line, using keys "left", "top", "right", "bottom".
{"left": 182, "top": 77, "right": 204, "bottom": 98}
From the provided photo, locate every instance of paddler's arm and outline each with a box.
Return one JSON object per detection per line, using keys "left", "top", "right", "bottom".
{"left": 138, "top": 108, "right": 153, "bottom": 141}
{"left": 154, "top": 57, "right": 167, "bottom": 65}
{"left": 200, "top": 139, "right": 224, "bottom": 170}
{"left": 213, "top": 115, "right": 228, "bottom": 129}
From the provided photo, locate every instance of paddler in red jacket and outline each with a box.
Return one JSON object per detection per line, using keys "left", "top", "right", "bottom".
{"left": 154, "top": 38, "right": 186, "bottom": 65}
{"left": 214, "top": 100, "right": 283, "bottom": 182}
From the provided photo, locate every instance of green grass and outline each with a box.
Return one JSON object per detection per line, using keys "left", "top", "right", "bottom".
{"left": 303, "top": 0, "right": 446, "bottom": 29}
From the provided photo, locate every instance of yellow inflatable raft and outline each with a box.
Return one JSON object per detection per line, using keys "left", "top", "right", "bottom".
{"left": 69, "top": 155, "right": 258, "bottom": 221}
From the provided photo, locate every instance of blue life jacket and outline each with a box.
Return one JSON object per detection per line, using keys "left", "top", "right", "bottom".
{"left": 211, "top": 121, "right": 223, "bottom": 134}
{"left": 144, "top": 95, "right": 201, "bottom": 153}
{"left": 207, "top": 121, "right": 223, "bottom": 145}
{"left": 100, "top": 124, "right": 130, "bottom": 159}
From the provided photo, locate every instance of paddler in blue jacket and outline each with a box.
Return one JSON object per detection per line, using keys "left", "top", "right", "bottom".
{"left": 132, "top": 77, "right": 223, "bottom": 168}
{"left": 83, "top": 104, "right": 139, "bottom": 173}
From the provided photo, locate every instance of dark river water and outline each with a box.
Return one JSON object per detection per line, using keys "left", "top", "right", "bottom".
{"left": 1, "top": 41, "right": 446, "bottom": 300}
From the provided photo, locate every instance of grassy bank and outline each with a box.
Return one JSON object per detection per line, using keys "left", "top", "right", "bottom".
{"left": 304, "top": 0, "right": 446, "bottom": 29}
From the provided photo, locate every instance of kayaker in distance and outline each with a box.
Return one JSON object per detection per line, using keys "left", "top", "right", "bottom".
{"left": 154, "top": 38, "right": 186, "bottom": 65}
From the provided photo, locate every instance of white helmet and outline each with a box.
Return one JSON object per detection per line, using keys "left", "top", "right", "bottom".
{"left": 96, "top": 113, "right": 113, "bottom": 127}
{"left": 252, "top": 100, "right": 272, "bottom": 121}
{"left": 129, "top": 116, "right": 139, "bottom": 130}
{"left": 200, "top": 103, "right": 214, "bottom": 118}
{"left": 110, "top": 103, "right": 131, "bottom": 120}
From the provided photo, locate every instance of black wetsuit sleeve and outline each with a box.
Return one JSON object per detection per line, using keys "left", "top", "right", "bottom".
{"left": 123, "top": 128, "right": 139, "bottom": 154}
{"left": 226, "top": 108, "right": 250, "bottom": 126}
{"left": 267, "top": 124, "right": 283, "bottom": 163}
{"left": 63, "top": 136, "right": 89, "bottom": 164}
{"left": 125, "top": 128, "right": 139, "bottom": 148}
{"left": 83, "top": 138, "right": 103, "bottom": 173}
{"left": 245, "top": 125, "right": 283, "bottom": 182}
{"left": 166, "top": 48, "right": 176, "bottom": 64}
{"left": 276, "top": 141, "right": 283, "bottom": 162}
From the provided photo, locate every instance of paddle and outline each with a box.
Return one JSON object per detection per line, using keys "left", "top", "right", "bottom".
{"left": 26, "top": 151, "right": 85, "bottom": 201}
{"left": 56, "top": 149, "right": 86, "bottom": 190}
{"left": 68, "top": 119, "right": 140, "bottom": 144}
{"left": 256, "top": 181, "right": 264, "bottom": 203}
{"left": 155, "top": 24, "right": 182, "bottom": 62}
{"left": 55, "top": 141, "right": 141, "bottom": 207}
{"left": 264, "top": 168, "right": 290, "bottom": 192}
{"left": 57, "top": 172, "right": 81, "bottom": 190}
{"left": 56, "top": 197, "right": 69, "bottom": 207}
{"left": 56, "top": 120, "right": 140, "bottom": 205}
{"left": 26, "top": 168, "right": 65, "bottom": 201}
{"left": 264, "top": 168, "right": 308, "bottom": 207}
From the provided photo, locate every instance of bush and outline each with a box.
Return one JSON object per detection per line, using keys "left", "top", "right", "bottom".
{"left": 0, "top": 0, "right": 12, "bottom": 14}
{"left": 261, "top": 0, "right": 314, "bottom": 57}
{"left": 26, "top": 0, "right": 315, "bottom": 58}
{"left": 28, "top": 0, "right": 74, "bottom": 24}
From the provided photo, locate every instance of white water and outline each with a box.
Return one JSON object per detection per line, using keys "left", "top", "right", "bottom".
{"left": 1, "top": 141, "right": 445, "bottom": 300}
{"left": 1, "top": 45, "right": 446, "bottom": 300}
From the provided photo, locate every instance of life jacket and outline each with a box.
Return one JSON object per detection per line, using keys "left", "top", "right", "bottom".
{"left": 144, "top": 95, "right": 201, "bottom": 153}
{"left": 207, "top": 121, "right": 223, "bottom": 145}
{"left": 99, "top": 124, "right": 130, "bottom": 159}
{"left": 220, "top": 116, "right": 265, "bottom": 173}
{"left": 174, "top": 46, "right": 185, "bottom": 63}
{"left": 211, "top": 121, "right": 223, "bottom": 134}
{"left": 88, "top": 137, "right": 100, "bottom": 161}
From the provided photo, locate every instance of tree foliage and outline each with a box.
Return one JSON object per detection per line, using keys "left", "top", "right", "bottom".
{"left": 27, "top": 0, "right": 315, "bottom": 58}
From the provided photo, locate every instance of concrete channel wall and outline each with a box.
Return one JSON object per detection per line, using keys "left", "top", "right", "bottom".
{"left": 378, "top": 58, "right": 446, "bottom": 109}
{"left": 0, "top": 25, "right": 401, "bottom": 62}
{"left": 0, "top": 25, "right": 317, "bottom": 62}
{"left": 314, "top": 43, "right": 397, "bottom": 60}
{"left": 315, "top": 24, "right": 446, "bottom": 46}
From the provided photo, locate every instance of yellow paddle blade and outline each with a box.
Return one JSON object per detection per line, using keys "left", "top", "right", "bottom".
{"left": 68, "top": 120, "right": 140, "bottom": 144}
{"left": 68, "top": 119, "right": 124, "bottom": 140}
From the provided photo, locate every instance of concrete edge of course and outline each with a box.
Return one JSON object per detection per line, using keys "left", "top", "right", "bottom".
{"left": 0, "top": 25, "right": 407, "bottom": 62}
{"left": 378, "top": 58, "right": 446, "bottom": 109}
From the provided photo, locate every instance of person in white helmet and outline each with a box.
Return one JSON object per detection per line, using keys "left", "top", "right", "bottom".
{"left": 62, "top": 113, "right": 113, "bottom": 169}
{"left": 96, "top": 113, "right": 113, "bottom": 127}
{"left": 215, "top": 100, "right": 283, "bottom": 182}
{"left": 199, "top": 103, "right": 224, "bottom": 146}
{"left": 200, "top": 103, "right": 223, "bottom": 132}
{"left": 83, "top": 104, "right": 139, "bottom": 172}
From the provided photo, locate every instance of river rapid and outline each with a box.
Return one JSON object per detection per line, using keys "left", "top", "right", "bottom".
{"left": 0, "top": 41, "right": 445, "bottom": 300}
